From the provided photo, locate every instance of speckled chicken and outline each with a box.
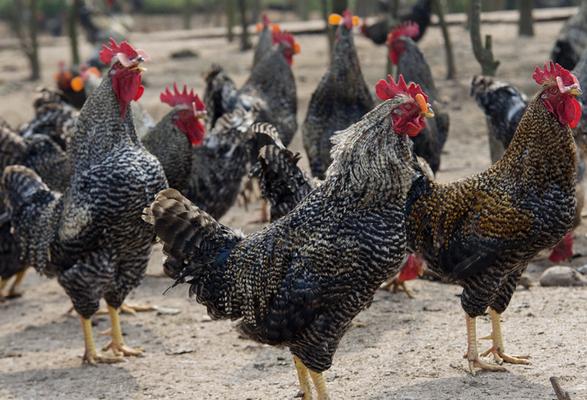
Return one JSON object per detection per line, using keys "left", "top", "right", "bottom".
{"left": 303, "top": 10, "right": 374, "bottom": 179}
{"left": 143, "top": 76, "right": 434, "bottom": 399}
{"left": 253, "top": 14, "right": 279, "bottom": 67}
{"left": 2, "top": 39, "right": 167, "bottom": 364}
{"left": 204, "top": 29, "right": 299, "bottom": 146}
{"left": 406, "top": 63, "right": 580, "bottom": 374}
{"left": 551, "top": 2, "right": 587, "bottom": 70}
{"left": 387, "top": 22, "right": 450, "bottom": 174}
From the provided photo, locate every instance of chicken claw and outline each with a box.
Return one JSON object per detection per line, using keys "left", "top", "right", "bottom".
{"left": 479, "top": 308, "right": 530, "bottom": 366}
{"left": 465, "top": 314, "right": 507, "bottom": 375}
{"left": 80, "top": 317, "right": 124, "bottom": 365}
{"left": 102, "top": 305, "right": 144, "bottom": 358}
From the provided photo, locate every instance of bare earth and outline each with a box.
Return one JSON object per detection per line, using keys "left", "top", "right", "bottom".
{"left": 1, "top": 19, "right": 587, "bottom": 400}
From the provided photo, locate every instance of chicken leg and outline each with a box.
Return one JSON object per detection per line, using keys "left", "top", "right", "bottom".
{"left": 293, "top": 356, "right": 330, "bottom": 400}
{"left": 80, "top": 317, "right": 123, "bottom": 364}
{"left": 465, "top": 314, "right": 507, "bottom": 375}
{"left": 102, "top": 305, "right": 144, "bottom": 357}
{"left": 479, "top": 308, "right": 530, "bottom": 365}
{"left": 6, "top": 269, "right": 27, "bottom": 298}
{"left": 0, "top": 278, "right": 6, "bottom": 300}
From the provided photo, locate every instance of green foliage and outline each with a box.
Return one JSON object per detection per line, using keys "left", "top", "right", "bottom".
{"left": 0, "top": 0, "right": 67, "bottom": 19}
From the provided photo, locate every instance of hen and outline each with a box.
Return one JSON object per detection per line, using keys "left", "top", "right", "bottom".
{"left": 204, "top": 29, "right": 298, "bottom": 146}
{"left": 361, "top": 0, "right": 432, "bottom": 46}
{"left": 2, "top": 39, "right": 168, "bottom": 364}
{"left": 303, "top": 10, "right": 374, "bottom": 179}
{"left": 143, "top": 76, "right": 433, "bottom": 399}
{"left": 406, "top": 62, "right": 580, "bottom": 374}
{"left": 387, "top": 22, "right": 450, "bottom": 174}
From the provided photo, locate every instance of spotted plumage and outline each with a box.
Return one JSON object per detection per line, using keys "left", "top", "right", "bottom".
{"left": 144, "top": 97, "right": 421, "bottom": 378}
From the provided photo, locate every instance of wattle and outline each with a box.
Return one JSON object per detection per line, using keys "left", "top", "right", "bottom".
{"left": 112, "top": 70, "right": 143, "bottom": 118}
{"left": 175, "top": 116, "right": 205, "bottom": 146}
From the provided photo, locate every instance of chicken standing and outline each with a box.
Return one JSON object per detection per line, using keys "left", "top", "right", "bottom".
{"left": 143, "top": 76, "right": 434, "bottom": 399}
{"left": 303, "top": 10, "right": 374, "bottom": 179}
{"left": 2, "top": 39, "right": 168, "bottom": 364}
{"left": 406, "top": 62, "right": 580, "bottom": 374}
{"left": 204, "top": 29, "right": 299, "bottom": 146}
{"left": 387, "top": 22, "right": 450, "bottom": 174}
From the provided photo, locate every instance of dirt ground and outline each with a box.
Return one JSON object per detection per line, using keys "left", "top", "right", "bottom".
{"left": 1, "top": 17, "right": 587, "bottom": 400}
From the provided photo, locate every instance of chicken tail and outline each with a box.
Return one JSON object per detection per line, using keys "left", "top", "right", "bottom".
{"left": 142, "top": 188, "right": 244, "bottom": 283}
{"left": 2, "top": 165, "right": 51, "bottom": 214}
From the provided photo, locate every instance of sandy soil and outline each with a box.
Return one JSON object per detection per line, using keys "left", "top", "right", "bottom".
{"left": 1, "top": 19, "right": 587, "bottom": 400}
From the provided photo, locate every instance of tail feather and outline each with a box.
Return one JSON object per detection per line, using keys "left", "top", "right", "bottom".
{"left": 143, "top": 188, "right": 243, "bottom": 281}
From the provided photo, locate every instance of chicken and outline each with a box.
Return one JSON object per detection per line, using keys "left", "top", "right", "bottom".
{"left": 387, "top": 22, "right": 450, "bottom": 174}
{"left": 143, "top": 76, "right": 433, "bottom": 399}
{"left": 253, "top": 14, "right": 279, "bottom": 67}
{"left": 551, "top": 2, "right": 587, "bottom": 70}
{"left": 142, "top": 84, "right": 207, "bottom": 191}
{"left": 470, "top": 75, "right": 528, "bottom": 163}
{"left": 406, "top": 62, "right": 580, "bottom": 374}
{"left": 361, "top": 0, "right": 432, "bottom": 46}
{"left": 250, "top": 123, "right": 315, "bottom": 222}
{"left": 303, "top": 10, "right": 374, "bottom": 179}
{"left": 380, "top": 254, "right": 424, "bottom": 297}
{"left": 204, "top": 29, "right": 299, "bottom": 147}
{"left": 2, "top": 39, "right": 168, "bottom": 364}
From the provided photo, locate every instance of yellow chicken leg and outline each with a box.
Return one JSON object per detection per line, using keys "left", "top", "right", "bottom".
{"left": 465, "top": 314, "right": 507, "bottom": 375}
{"left": 7, "top": 269, "right": 27, "bottom": 298}
{"left": 80, "top": 317, "right": 123, "bottom": 365}
{"left": 0, "top": 278, "right": 7, "bottom": 298}
{"left": 294, "top": 356, "right": 313, "bottom": 400}
{"left": 309, "top": 370, "right": 330, "bottom": 400}
{"left": 94, "top": 302, "right": 158, "bottom": 316}
{"left": 479, "top": 308, "right": 530, "bottom": 365}
{"left": 102, "top": 305, "right": 144, "bottom": 357}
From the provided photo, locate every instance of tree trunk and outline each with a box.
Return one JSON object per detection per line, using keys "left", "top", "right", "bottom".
{"left": 385, "top": 0, "right": 399, "bottom": 77}
{"left": 297, "top": 0, "right": 309, "bottom": 21}
{"left": 183, "top": 0, "right": 193, "bottom": 30}
{"left": 238, "top": 0, "right": 252, "bottom": 51}
{"left": 470, "top": 0, "right": 499, "bottom": 76}
{"left": 29, "top": 0, "right": 40, "bottom": 80}
{"left": 252, "top": 0, "right": 261, "bottom": 25}
{"left": 434, "top": 0, "right": 456, "bottom": 79}
{"left": 518, "top": 0, "right": 534, "bottom": 37}
{"left": 68, "top": 0, "right": 81, "bottom": 65}
{"left": 227, "top": 0, "right": 235, "bottom": 42}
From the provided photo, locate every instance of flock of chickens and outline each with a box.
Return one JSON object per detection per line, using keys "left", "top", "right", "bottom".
{"left": 1, "top": 4, "right": 586, "bottom": 399}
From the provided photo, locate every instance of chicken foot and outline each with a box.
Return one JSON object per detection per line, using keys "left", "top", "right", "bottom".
{"left": 102, "top": 305, "right": 144, "bottom": 357}
{"left": 479, "top": 308, "right": 530, "bottom": 365}
{"left": 293, "top": 356, "right": 330, "bottom": 400}
{"left": 465, "top": 314, "right": 507, "bottom": 375}
{"left": 80, "top": 316, "right": 124, "bottom": 365}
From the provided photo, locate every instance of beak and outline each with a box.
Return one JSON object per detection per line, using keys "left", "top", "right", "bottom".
{"left": 131, "top": 65, "right": 147, "bottom": 73}
{"left": 570, "top": 87, "right": 582, "bottom": 97}
{"left": 415, "top": 93, "right": 434, "bottom": 118}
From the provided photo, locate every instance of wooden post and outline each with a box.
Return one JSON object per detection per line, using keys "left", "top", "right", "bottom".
{"left": 68, "top": 0, "right": 81, "bottom": 65}
{"left": 470, "top": 0, "right": 499, "bottom": 76}
{"left": 238, "top": 0, "right": 252, "bottom": 51}
{"left": 183, "top": 0, "right": 193, "bottom": 30}
{"left": 227, "top": 0, "right": 235, "bottom": 42}
{"left": 518, "top": 0, "right": 534, "bottom": 37}
{"left": 434, "top": 0, "right": 456, "bottom": 79}
{"left": 386, "top": 0, "right": 399, "bottom": 76}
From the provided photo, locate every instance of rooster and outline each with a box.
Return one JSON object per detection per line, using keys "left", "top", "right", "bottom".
{"left": 204, "top": 29, "right": 298, "bottom": 147}
{"left": 253, "top": 14, "right": 280, "bottom": 67}
{"left": 387, "top": 22, "right": 450, "bottom": 174}
{"left": 143, "top": 76, "right": 433, "bottom": 399}
{"left": 2, "top": 39, "right": 168, "bottom": 364}
{"left": 303, "top": 10, "right": 374, "bottom": 179}
{"left": 551, "top": 2, "right": 587, "bottom": 70}
{"left": 406, "top": 62, "right": 580, "bottom": 374}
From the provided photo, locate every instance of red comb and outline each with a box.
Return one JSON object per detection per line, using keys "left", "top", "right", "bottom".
{"left": 375, "top": 74, "right": 429, "bottom": 104}
{"left": 272, "top": 30, "right": 296, "bottom": 47}
{"left": 160, "top": 83, "right": 205, "bottom": 112}
{"left": 99, "top": 38, "right": 147, "bottom": 67}
{"left": 387, "top": 21, "right": 419, "bottom": 47}
{"left": 533, "top": 61, "right": 579, "bottom": 91}
{"left": 262, "top": 14, "right": 270, "bottom": 27}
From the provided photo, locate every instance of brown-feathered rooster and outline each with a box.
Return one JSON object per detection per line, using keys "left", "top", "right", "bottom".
{"left": 303, "top": 10, "right": 374, "bottom": 179}
{"left": 406, "top": 62, "right": 580, "bottom": 374}
{"left": 143, "top": 76, "right": 434, "bottom": 398}
{"left": 551, "top": 2, "right": 587, "bottom": 70}
{"left": 204, "top": 29, "right": 298, "bottom": 146}
{"left": 387, "top": 22, "right": 450, "bottom": 174}
{"left": 2, "top": 39, "right": 168, "bottom": 364}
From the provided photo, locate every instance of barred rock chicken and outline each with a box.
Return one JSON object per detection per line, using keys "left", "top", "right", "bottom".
{"left": 361, "top": 0, "right": 432, "bottom": 45}
{"left": 470, "top": 75, "right": 528, "bottom": 163}
{"left": 253, "top": 14, "right": 280, "bottom": 67}
{"left": 204, "top": 29, "right": 299, "bottom": 146}
{"left": 303, "top": 10, "right": 374, "bottom": 179}
{"left": 142, "top": 84, "right": 206, "bottom": 191}
{"left": 144, "top": 76, "right": 434, "bottom": 399}
{"left": 406, "top": 62, "right": 580, "bottom": 374}
{"left": 387, "top": 22, "right": 449, "bottom": 174}
{"left": 2, "top": 39, "right": 167, "bottom": 364}
{"left": 551, "top": 1, "right": 587, "bottom": 70}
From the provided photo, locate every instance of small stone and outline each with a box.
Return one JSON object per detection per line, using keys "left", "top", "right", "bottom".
{"left": 577, "top": 265, "right": 587, "bottom": 275}
{"left": 539, "top": 266, "right": 587, "bottom": 287}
